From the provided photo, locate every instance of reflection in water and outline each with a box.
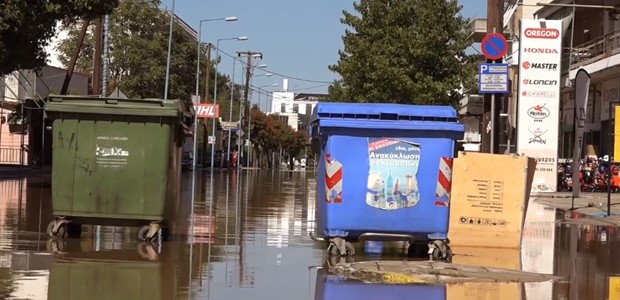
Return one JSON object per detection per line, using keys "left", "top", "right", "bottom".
{"left": 1, "top": 172, "right": 620, "bottom": 299}
{"left": 314, "top": 268, "right": 445, "bottom": 299}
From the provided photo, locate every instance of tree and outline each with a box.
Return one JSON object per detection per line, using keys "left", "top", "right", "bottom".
{"left": 249, "top": 107, "right": 288, "bottom": 168}
{"left": 283, "top": 130, "right": 308, "bottom": 170}
{"left": 56, "top": 0, "right": 240, "bottom": 107}
{"left": 0, "top": 0, "right": 118, "bottom": 75}
{"left": 328, "top": 0, "right": 476, "bottom": 106}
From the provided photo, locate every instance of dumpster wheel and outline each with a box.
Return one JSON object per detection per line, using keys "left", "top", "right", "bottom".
{"left": 327, "top": 238, "right": 355, "bottom": 256}
{"left": 138, "top": 223, "right": 161, "bottom": 242}
{"left": 137, "top": 242, "right": 161, "bottom": 260}
{"left": 47, "top": 219, "right": 68, "bottom": 238}
{"left": 428, "top": 240, "right": 452, "bottom": 263}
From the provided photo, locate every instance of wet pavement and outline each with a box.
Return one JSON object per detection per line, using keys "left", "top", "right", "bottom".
{"left": 0, "top": 171, "right": 618, "bottom": 299}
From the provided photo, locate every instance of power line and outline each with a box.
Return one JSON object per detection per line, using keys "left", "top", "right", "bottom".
{"left": 213, "top": 46, "right": 334, "bottom": 84}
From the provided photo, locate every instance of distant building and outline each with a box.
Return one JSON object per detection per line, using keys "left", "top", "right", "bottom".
{"left": 267, "top": 79, "right": 326, "bottom": 132}
{"left": 0, "top": 66, "right": 88, "bottom": 166}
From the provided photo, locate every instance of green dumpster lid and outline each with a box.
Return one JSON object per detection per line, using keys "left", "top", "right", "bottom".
{"left": 45, "top": 94, "right": 185, "bottom": 118}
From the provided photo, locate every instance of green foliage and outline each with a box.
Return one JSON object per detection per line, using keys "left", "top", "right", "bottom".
{"left": 0, "top": 0, "right": 118, "bottom": 75}
{"left": 56, "top": 0, "right": 241, "bottom": 109}
{"left": 248, "top": 107, "right": 308, "bottom": 168}
{"left": 329, "top": 0, "right": 476, "bottom": 106}
{"left": 283, "top": 130, "right": 308, "bottom": 158}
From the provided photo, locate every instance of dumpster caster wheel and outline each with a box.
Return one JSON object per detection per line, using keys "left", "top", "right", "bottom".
{"left": 46, "top": 238, "right": 66, "bottom": 253}
{"left": 138, "top": 223, "right": 161, "bottom": 242}
{"left": 328, "top": 238, "right": 355, "bottom": 256}
{"left": 428, "top": 240, "right": 452, "bottom": 263}
{"left": 137, "top": 243, "right": 161, "bottom": 261}
{"left": 47, "top": 219, "right": 68, "bottom": 238}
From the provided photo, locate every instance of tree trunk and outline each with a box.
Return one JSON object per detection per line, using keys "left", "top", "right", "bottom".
{"left": 267, "top": 150, "right": 273, "bottom": 168}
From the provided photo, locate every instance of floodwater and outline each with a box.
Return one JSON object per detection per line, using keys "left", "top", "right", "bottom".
{"left": 0, "top": 170, "right": 616, "bottom": 299}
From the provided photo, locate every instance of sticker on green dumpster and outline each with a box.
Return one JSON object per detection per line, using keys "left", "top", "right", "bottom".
{"left": 95, "top": 135, "right": 130, "bottom": 168}
{"left": 366, "top": 138, "right": 420, "bottom": 210}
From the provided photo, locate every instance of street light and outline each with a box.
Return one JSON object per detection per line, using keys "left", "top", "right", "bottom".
{"left": 211, "top": 36, "right": 248, "bottom": 169}
{"left": 254, "top": 73, "right": 274, "bottom": 78}
{"left": 192, "top": 16, "right": 238, "bottom": 172}
{"left": 258, "top": 83, "right": 278, "bottom": 112}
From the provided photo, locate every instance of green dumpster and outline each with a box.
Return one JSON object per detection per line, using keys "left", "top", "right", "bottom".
{"left": 47, "top": 248, "right": 174, "bottom": 300}
{"left": 44, "top": 95, "right": 192, "bottom": 241}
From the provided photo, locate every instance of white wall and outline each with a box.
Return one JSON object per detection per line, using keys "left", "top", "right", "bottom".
{"left": 270, "top": 92, "right": 295, "bottom": 113}
{"left": 2, "top": 66, "right": 88, "bottom": 102}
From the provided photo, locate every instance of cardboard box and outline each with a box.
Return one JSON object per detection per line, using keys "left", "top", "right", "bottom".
{"left": 448, "top": 152, "right": 536, "bottom": 248}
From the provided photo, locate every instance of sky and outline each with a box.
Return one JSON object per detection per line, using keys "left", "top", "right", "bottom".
{"left": 161, "top": 0, "right": 487, "bottom": 95}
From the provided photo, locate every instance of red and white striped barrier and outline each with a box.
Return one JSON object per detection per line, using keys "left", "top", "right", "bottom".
{"left": 434, "top": 157, "right": 453, "bottom": 207}
{"left": 325, "top": 154, "right": 343, "bottom": 204}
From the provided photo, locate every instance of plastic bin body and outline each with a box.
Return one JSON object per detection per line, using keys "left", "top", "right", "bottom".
{"left": 314, "top": 270, "right": 446, "bottom": 300}
{"left": 311, "top": 103, "right": 464, "bottom": 240}
{"left": 45, "top": 95, "right": 189, "bottom": 224}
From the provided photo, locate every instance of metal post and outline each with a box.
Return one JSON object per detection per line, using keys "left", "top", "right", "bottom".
{"left": 608, "top": 169, "right": 612, "bottom": 217}
{"left": 237, "top": 95, "right": 243, "bottom": 171}
{"left": 163, "top": 0, "right": 176, "bottom": 100}
{"left": 211, "top": 41, "right": 221, "bottom": 170}
{"left": 195, "top": 22, "right": 202, "bottom": 100}
{"left": 257, "top": 87, "right": 262, "bottom": 111}
{"left": 609, "top": 101, "right": 618, "bottom": 216}
{"left": 101, "top": 14, "right": 110, "bottom": 97}
{"left": 491, "top": 94, "right": 496, "bottom": 154}
{"left": 237, "top": 69, "right": 245, "bottom": 171}
{"left": 227, "top": 59, "right": 236, "bottom": 165}
{"left": 192, "top": 19, "right": 201, "bottom": 172}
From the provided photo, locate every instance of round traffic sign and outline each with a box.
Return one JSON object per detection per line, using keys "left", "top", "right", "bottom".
{"left": 481, "top": 33, "right": 508, "bottom": 61}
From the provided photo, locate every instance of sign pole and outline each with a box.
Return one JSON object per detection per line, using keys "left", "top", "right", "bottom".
{"left": 491, "top": 93, "right": 496, "bottom": 154}
{"left": 479, "top": 31, "right": 509, "bottom": 154}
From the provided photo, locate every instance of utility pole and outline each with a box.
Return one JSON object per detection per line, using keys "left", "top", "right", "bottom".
{"left": 61, "top": 19, "right": 90, "bottom": 95}
{"left": 481, "top": 0, "right": 504, "bottom": 153}
{"left": 236, "top": 51, "right": 263, "bottom": 168}
{"left": 93, "top": 18, "right": 103, "bottom": 95}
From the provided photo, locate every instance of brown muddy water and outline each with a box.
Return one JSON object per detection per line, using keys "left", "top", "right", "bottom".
{"left": 0, "top": 170, "right": 616, "bottom": 299}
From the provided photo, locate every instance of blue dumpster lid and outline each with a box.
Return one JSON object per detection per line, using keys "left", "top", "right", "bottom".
{"left": 310, "top": 102, "right": 464, "bottom": 132}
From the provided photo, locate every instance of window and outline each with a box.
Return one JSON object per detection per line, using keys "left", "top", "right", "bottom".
{"left": 281, "top": 103, "right": 286, "bottom": 113}
{"left": 306, "top": 104, "right": 313, "bottom": 115}
{"left": 293, "top": 103, "right": 299, "bottom": 113}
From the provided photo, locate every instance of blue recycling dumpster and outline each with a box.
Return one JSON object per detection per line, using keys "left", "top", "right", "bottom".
{"left": 309, "top": 103, "right": 464, "bottom": 257}
{"left": 314, "top": 269, "right": 446, "bottom": 300}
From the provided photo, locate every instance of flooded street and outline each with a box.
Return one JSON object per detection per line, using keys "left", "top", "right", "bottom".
{"left": 0, "top": 171, "right": 618, "bottom": 299}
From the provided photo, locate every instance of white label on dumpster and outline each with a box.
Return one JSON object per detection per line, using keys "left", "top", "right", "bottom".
{"left": 366, "top": 138, "right": 421, "bottom": 211}
{"left": 95, "top": 135, "right": 129, "bottom": 168}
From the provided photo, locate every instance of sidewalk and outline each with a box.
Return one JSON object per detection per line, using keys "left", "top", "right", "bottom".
{"left": 330, "top": 260, "right": 561, "bottom": 284}
{"left": 531, "top": 192, "right": 620, "bottom": 226}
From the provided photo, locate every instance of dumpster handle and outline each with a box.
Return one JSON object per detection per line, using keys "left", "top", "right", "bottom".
{"left": 105, "top": 99, "right": 119, "bottom": 104}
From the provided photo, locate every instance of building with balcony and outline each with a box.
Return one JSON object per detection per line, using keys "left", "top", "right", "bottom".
{"left": 535, "top": 0, "right": 620, "bottom": 158}
{"left": 464, "top": 0, "right": 579, "bottom": 156}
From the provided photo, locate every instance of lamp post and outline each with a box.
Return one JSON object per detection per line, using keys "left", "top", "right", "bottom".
{"left": 258, "top": 84, "right": 278, "bottom": 112}
{"left": 211, "top": 36, "right": 248, "bottom": 169}
{"left": 163, "top": 0, "right": 176, "bottom": 100}
{"left": 246, "top": 64, "right": 268, "bottom": 168}
{"left": 226, "top": 59, "right": 237, "bottom": 166}
{"left": 191, "top": 16, "right": 237, "bottom": 172}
